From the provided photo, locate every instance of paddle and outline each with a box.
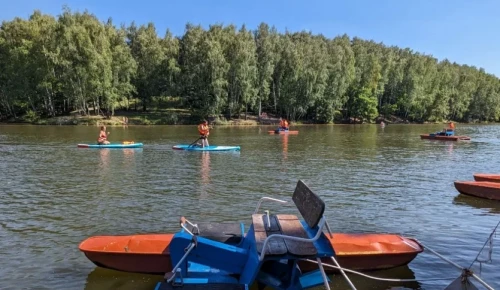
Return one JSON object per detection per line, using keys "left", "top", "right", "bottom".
{"left": 188, "top": 137, "right": 202, "bottom": 147}
{"left": 188, "top": 121, "right": 214, "bottom": 147}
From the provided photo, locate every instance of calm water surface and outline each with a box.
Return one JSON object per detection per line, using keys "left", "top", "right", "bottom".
{"left": 1, "top": 124, "right": 500, "bottom": 290}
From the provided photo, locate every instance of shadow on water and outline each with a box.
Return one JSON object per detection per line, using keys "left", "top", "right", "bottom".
{"left": 84, "top": 268, "right": 162, "bottom": 290}
{"left": 453, "top": 194, "right": 500, "bottom": 214}
{"left": 85, "top": 265, "right": 420, "bottom": 290}
{"left": 329, "top": 265, "right": 421, "bottom": 290}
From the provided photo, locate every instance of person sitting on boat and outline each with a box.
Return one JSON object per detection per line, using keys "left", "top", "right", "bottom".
{"left": 440, "top": 122, "right": 455, "bottom": 136}
{"left": 98, "top": 126, "right": 110, "bottom": 145}
{"left": 279, "top": 118, "right": 289, "bottom": 131}
{"left": 197, "top": 120, "right": 210, "bottom": 147}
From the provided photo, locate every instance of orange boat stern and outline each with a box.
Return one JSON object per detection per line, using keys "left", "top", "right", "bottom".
{"left": 473, "top": 174, "right": 500, "bottom": 183}
{"left": 79, "top": 234, "right": 173, "bottom": 275}
{"left": 454, "top": 181, "right": 500, "bottom": 200}
{"left": 299, "top": 233, "right": 423, "bottom": 272}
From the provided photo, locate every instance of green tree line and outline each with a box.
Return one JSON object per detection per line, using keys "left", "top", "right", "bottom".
{"left": 1, "top": 8, "right": 499, "bottom": 123}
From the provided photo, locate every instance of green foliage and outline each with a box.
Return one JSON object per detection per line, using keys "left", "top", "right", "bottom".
{"left": 314, "top": 99, "right": 335, "bottom": 123}
{"left": 160, "top": 113, "right": 178, "bottom": 125}
{"left": 0, "top": 7, "right": 499, "bottom": 124}
{"left": 349, "top": 87, "right": 378, "bottom": 122}
{"left": 24, "top": 109, "right": 39, "bottom": 122}
{"left": 333, "top": 110, "right": 343, "bottom": 123}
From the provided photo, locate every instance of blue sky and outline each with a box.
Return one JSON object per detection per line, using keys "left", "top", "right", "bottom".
{"left": 2, "top": 0, "right": 499, "bottom": 77}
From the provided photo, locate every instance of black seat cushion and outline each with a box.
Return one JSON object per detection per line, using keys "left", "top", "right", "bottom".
{"left": 187, "top": 222, "right": 243, "bottom": 245}
{"left": 292, "top": 180, "right": 325, "bottom": 228}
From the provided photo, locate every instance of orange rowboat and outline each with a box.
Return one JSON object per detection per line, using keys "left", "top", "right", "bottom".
{"left": 473, "top": 174, "right": 500, "bottom": 183}
{"left": 79, "top": 232, "right": 423, "bottom": 275}
{"left": 454, "top": 181, "right": 500, "bottom": 200}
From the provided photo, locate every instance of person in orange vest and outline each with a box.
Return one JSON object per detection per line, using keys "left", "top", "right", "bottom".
{"left": 197, "top": 120, "right": 210, "bottom": 147}
{"left": 279, "top": 118, "right": 289, "bottom": 131}
{"left": 97, "top": 126, "right": 110, "bottom": 145}
{"left": 441, "top": 122, "right": 455, "bottom": 136}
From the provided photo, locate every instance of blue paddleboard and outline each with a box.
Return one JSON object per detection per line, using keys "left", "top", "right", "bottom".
{"left": 78, "top": 143, "right": 143, "bottom": 149}
{"left": 172, "top": 145, "right": 240, "bottom": 151}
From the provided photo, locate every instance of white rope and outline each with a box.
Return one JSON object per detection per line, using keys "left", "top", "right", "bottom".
{"left": 329, "top": 256, "right": 357, "bottom": 289}
{"left": 415, "top": 239, "right": 495, "bottom": 290}
{"left": 304, "top": 259, "right": 456, "bottom": 282}
{"left": 469, "top": 219, "right": 500, "bottom": 269}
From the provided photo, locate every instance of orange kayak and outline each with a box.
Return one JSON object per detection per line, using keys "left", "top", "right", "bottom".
{"left": 420, "top": 134, "right": 470, "bottom": 141}
{"left": 454, "top": 181, "right": 500, "bottom": 200}
{"left": 473, "top": 174, "right": 500, "bottom": 183}
{"left": 268, "top": 130, "right": 299, "bottom": 135}
{"left": 79, "top": 232, "right": 423, "bottom": 275}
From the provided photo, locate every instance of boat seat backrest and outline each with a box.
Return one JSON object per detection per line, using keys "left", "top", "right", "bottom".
{"left": 292, "top": 180, "right": 325, "bottom": 229}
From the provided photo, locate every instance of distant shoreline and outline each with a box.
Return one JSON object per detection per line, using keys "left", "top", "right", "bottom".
{"left": 0, "top": 114, "right": 490, "bottom": 126}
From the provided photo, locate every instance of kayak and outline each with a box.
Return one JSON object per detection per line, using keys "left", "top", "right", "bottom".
{"left": 473, "top": 174, "right": 500, "bottom": 183}
{"left": 420, "top": 134, "right": 470, "bottom": 141}
{"left": 172, "top": 145, "right": 240, "bottom": 151}
{"left": 79, "top": 231, "right": 423, "bottom": 275}
{"left": 268, "top": 130, "right": 299, "bottom": 135}
{"left": 77, "top": 143, "right": 143, "bottom": 149}
{"left": 454, "top": 181, "right": 500, "bottom": 200}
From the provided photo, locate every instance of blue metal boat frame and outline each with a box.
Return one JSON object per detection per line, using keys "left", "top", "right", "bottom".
{"left": 155, "top": 180, "right": 349, "bottom": 290}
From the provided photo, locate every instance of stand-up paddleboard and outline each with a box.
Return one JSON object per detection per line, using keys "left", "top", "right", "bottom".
{"left": 268, "top": 129, "right": 299, "bottom": 135}
{"left": 77, "top": 142, "right": 143, "bottom": 149}
{"left": 172, "top": 145, "right": 240, "bottom": 151}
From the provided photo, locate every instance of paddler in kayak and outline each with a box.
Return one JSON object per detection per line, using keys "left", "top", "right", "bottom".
{"left": 438, "top": 122, "right": 455, "bottom": 136}
{"left": 277, "top": 118, "right": 289, "bottom": 132}
{"left": 98, "top": 126, "right": 110, "bottom": 145}
{"left": 197, "top": 120, "right": 210, "bottom": 148}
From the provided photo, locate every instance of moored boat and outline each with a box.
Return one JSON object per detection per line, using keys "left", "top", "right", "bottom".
{"left": 79, "top": 231, "right": 423, "bottom": 275}
{"left": 420, "top": 134, "right": 470, "bottom": 141}
{"left": 454, "top": 181, "right": 500, "bottom": 200}
{"left": 473, "top": 173, "right": 500, "bottom": 183}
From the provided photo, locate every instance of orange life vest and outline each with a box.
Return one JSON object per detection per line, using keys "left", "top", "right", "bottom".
{"left": 98, "top": 130, "right": 107, "bottom": 142}
{"left": 198, "top": 124, "right": 209, "bottom": 135}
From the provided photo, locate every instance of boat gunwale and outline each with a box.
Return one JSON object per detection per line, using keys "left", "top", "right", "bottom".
{"left": 79, "top": 234, "right": 424, "bottom": 256}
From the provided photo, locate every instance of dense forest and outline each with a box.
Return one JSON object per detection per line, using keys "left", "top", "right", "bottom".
{"left": 1, "top": 8, "right": 499, "bottom": 124}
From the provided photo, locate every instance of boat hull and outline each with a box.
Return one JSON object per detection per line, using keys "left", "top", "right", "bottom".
{"left": 79, "top": 233, "right": 423, "bottom": 275}
{"left": 454, "top": 181, "right": 500, "bottom": 200}
{"left": 172, "top": 145, "right": 240, "bottom": 151}
{"left": 420, "top": 134, "right": 470, "bottom": 141}
{"left": 81, "top": 235, "right": 172, "bottom": 274}
{"left": 473, "top": 174, "right": 500, "bottom": 183}
{"left": 77, "top": 143, "right": 143, "bottom": 148}
{"left": 268, "top": 130, "right": 299, "bottom": 135}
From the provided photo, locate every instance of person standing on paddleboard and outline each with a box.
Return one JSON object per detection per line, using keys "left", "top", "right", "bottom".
{"left": 98, "top": 126, "right": 110, "bottom": 145}
{"left": 197, "top": 120, "right": 210, "bottom": 148}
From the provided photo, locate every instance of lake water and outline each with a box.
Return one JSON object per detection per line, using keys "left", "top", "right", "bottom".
{"left": 1, "top": 124, "right": 499, "bottom": 289}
